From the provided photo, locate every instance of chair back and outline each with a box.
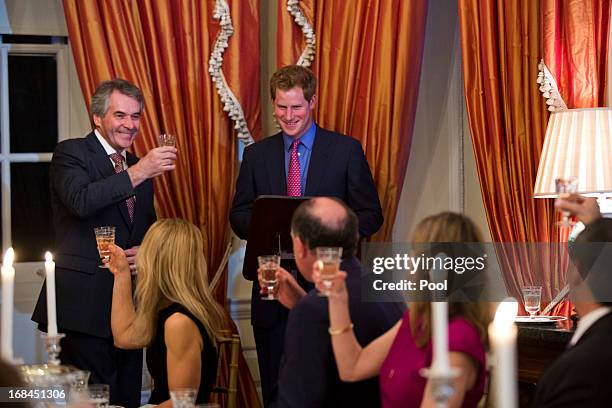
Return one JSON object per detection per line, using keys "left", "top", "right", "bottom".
{"left": 211, "top": 330, "right": 240, "bottom": 408}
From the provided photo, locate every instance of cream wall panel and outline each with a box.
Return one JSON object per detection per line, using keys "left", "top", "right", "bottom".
{"left": 393, "top": 0, "right": 466, "bottom": 241}
{"left": 0, "top": 0, "right": 67, "bottom": 35}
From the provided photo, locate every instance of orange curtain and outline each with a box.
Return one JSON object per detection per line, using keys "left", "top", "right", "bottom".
{"left": 276, "top": 0, "right": 429, "bottom": 241}
{"left": 276, "top": 0, "right": 315, "bottom": 66}
{"left": 458, "top": 0, "right": 573, "bottom": 316}
{"left": 62, "top": 1, "right": 261, "bottom": 406}
{"left": 543, "top": 0, "right": 611, "bottom": 108}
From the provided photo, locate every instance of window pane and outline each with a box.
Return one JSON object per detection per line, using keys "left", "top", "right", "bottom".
{"left": 2, "top": 35, "right": 66, "bottom": 44}
{"left": 9, "top": 55, "right": 58, "bottom": 153}
{"left": 11, "top": 163, "right": 53, "bottom": 262}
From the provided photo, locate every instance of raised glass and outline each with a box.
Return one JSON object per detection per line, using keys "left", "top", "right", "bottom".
{"left": 94, "top": 226, "right": 115, "bottom": 268}
{"left": 315, "top": 247, "right": 343, "bottom": 296}
{"left": 258, "top": 255, "right": 281, "bottom": 301}
{"left": 158, "top": 133, "right": 177, "bottom": 147}
{"left": 555, "top": 177, "right": 578, "bottom": 228}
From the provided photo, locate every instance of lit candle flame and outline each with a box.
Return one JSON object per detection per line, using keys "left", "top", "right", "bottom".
{"left": 45, "top": 251, "right": 53, "bottom": 263}
{"left": 493, "top": 297, "right": 519, "bottom": 330}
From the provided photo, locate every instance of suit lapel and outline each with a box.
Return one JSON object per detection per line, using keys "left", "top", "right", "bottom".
{"left": 86, "top": 133, "right": 115, "bottom": 179}
{"left": 266, "top": 133, "right": 287, "bottom": 195}
{"left": 305, "top": 126, "right": 332, "bottom": 195}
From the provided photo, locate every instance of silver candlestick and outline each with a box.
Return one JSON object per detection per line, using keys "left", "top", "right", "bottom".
{"left": 420, "top": 366, "right": 460, "bottom": 408}
{"left": 42, "top": 332, "right": 65, "bottom": 366}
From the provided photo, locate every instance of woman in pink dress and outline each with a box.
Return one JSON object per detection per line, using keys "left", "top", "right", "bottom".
{"left": 316, "top": 212, "right": 490, "bottom": 408}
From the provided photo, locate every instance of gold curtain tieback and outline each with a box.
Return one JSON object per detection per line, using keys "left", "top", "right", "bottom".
{"left": 328, "top": 323, "right": 354, "bottom": 336}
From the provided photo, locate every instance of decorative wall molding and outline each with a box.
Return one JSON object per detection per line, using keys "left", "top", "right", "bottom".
{"left": 226, "top": 298, "right": 252, "bottom": 322}
{"left": 537, "top": 60, "right": 568, "bottom": 112}
{"left": 209, "top": 0, "right": 255, "bottom": 146}
{"left": 286, "top": 0, "right": 316, "bottom": 67}
{"left": 226, "top": 297, "right": 259, "bottom": 391}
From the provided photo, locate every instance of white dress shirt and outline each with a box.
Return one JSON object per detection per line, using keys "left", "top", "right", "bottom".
{"left": 95, "top": 129, "right": 127, "bottom": 170}
{"left": 569, "top": 307, "right": 612, "bottom": 346}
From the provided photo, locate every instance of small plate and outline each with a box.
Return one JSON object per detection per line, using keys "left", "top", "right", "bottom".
{"left": 515, "top": 316, "right": 567, "bottom": 325}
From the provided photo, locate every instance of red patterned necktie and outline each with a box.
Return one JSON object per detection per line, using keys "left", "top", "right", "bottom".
{"left": 110, "top": 153, "right": 135, "bottom": 223}
{"left": 287, "top": 138, "right": 301, "bottom": 196}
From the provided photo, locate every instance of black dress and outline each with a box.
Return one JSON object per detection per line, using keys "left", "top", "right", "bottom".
{"left": 147, "top": 303, "right": 218, "bottom": 404}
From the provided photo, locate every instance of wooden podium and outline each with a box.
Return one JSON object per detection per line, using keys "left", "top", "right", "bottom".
{"left": 242, "top": 195, "right": 309, "bottom": 281}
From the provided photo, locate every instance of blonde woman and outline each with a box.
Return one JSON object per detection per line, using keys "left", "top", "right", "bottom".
{"left": 108, "top": 218, "right": 226, "bottom": 406}
{"left": 317, "top": 212, "right": 489, "bottom": 408}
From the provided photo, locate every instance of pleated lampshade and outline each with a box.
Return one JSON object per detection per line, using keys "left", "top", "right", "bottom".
{"left": 534, "top": 108, "right": 612, "bottom": 198}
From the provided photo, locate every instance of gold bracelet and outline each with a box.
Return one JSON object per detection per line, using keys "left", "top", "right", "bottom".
{"left": 328, "top": 323, "right": 354, "bottom": 336}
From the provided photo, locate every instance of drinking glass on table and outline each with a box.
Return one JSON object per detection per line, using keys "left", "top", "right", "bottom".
{"left": 522, "top": 286, "right": 542, "bottom": 319}
{"left": 170, "top": 388, "right": 197, "bottom": 408}
{"left": 94, "top": 226, "right": 115, "bottom": 268}
{"left": 87, "top": 383, "right": 110, "bottom": 408}
{"left": 158, "top": 133, "right": 177, "bottom": 147}
{"left": 258, "top": 255, "right": 281, "bottom": 301}
{"left": 315, "top": 247, "right": 343, "bottom": 296}
{"left": 66, "top": 368, "right": 90, "bottom": 387}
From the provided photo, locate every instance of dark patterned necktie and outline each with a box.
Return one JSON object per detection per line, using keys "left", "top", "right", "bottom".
{"left": 287, "top": 138, "right": 301, "bottom": 196}
{"left": 110, "top": 153, "right": 135, "bottom": 223}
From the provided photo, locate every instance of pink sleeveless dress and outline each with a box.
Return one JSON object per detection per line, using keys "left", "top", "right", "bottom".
{"left": 379, "top": 310, "right": 486, "bottom": 408}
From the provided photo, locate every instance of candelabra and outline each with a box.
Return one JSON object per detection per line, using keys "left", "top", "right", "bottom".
{"left": 19, "top": 332, "right": 89, "bottom": 405}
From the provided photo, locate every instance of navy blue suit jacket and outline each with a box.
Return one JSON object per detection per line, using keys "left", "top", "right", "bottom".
{"left": 229, "top": 126, "right": 383, "bottom": 241}
{"left": 32, "top": 132, "right": 156, "bottom": 338}
{"left": 270, "top": 257, "right": 405, "bottom": 407}
{"left": 532, "top": 311, "right": 612, "bottom": 407}
{"left": 229, "top": 126, "right": 383, "bottom": 328}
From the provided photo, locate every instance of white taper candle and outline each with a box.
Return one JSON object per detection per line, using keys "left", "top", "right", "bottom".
{"left": 44, "top": 251, "right": 58, "bottom": 336}
{"left": 489, "top": 299, "right": 519, "bottom": 408}
{"left": 1, "top": 248, "right": 15, "bottom": 361}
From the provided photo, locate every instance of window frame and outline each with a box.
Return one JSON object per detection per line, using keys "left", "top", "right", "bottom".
{"left": 0, "top": 42, "right": 69, "bottom": 258}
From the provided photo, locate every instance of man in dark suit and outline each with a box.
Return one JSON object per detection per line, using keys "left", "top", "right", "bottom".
{"left": 532, "top": 196, "right": 612, "bottom": 407}
{"left": 32, "top": 79, "right": 177, "bottom": 407}
{"left": 262, "top": 197, "right": 403, "bottom": 407}
{"left": 229, "top": 65, "right": 383, "bottom": 403}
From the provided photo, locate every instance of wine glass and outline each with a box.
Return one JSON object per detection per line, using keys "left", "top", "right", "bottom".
{"left": 258, "top": 255, "right": 281, "bottom": 300}
{"left": 315, "top": 247, "right": 343, "bottom": 296}
{"left": 522, "top": 286, "right": 542, "bottom": 319}
{"left": 555, "top": 177, "right": 578, "bottom": 228}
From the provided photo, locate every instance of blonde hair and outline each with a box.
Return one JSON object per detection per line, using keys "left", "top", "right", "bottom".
{"left": 408, "top": 212, "right": 490, "bottom": 347}
{"left": 131, "top": 218, "right": 226, "bottom": 346}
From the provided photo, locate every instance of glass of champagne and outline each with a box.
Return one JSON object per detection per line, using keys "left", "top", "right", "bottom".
{"left": 158, "top": 133, "right": 177, "bottom": 147}
{"left": 522, "top": 286, "right": 542, "bottom": 319}
{"left": 315, "top": 247, "right": 343, "bottom": 296}
{"left": 258, "top": 255, "right": 281, "bottom": 301}
{"left": 555, "top": 177, "right": 578, "bottom": 228}
{"left": 94, "top": 226, "right": 115, "bottom": 269}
